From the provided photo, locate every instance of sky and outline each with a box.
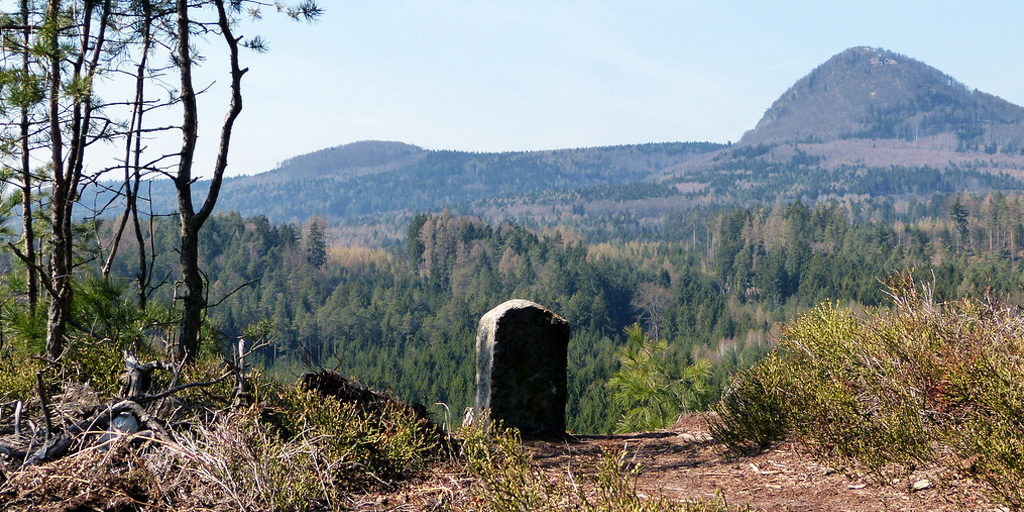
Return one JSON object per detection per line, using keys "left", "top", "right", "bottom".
{"left": 176, "top": 0, "right": 1024, "bottom": 177}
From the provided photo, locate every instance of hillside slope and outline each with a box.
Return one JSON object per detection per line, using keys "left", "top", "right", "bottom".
{"left": 126, "top": 141, "right": 723, "bottom": 223}
{"left": 740, "top": 46, "right": 1024, "bottom": 149}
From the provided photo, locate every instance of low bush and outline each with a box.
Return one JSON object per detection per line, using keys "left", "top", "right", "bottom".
{"left": 711, "top": 279, "right": 1024, "bottom": 508}
{"left": 155, "top": 386, "right": 442, "bottom": 511}
{"left": 1, "top": 375, "right": 446, "bottom": 511}
{"left": 263, "top": 382, "right": 442, "bottom": 484}
{"left": 709, "top": 354, "right": 790, "bottom": 454}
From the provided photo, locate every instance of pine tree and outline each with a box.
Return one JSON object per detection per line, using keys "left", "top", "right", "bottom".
{"left": 305, "top": 218, "right": 327, "bottom": 269}
{"left": 950, "top": 195, "right": 969, "bottom": 255}
{"left": 607, "top": 324, "right": 711, "bottom": 433}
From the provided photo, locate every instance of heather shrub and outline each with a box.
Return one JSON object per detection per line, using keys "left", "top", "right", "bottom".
{"left": 157, "top": 388, "right": 441, "bottom": 511}
{"left": 712, "top": 279, "right": 1024, "bottom": 508}
{"left": 3, "top": 378, "right": 447, "bottom": 512}
{"left": 262, "top": 382, "right": 441, "bottom": 484}
{"left": 710, "top": 354, "right": 790, "bottom": 454}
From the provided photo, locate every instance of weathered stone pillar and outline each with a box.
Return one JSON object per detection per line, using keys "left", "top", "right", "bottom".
{"left": 475, "top": 299, "right": 570, "bottom": 438}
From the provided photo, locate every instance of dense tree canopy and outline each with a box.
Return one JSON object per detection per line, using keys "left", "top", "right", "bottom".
{"left": 79, "top": 192, "right": 1024, "bottom": 432}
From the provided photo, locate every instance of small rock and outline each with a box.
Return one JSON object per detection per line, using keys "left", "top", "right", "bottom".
{"left": 679, "top": 433, "right": 697, "bottom": 442}
{"left": 749, "top": 463, "right": 779, "bottom": 475}
{"left": 112, "top": 412, "right": 139, "bottom": 433}
{"left": 911, "top": 479, "right": 931, "bottom": 491}
{"left": 848, "top": 483, "right": 867, "bottom": 490}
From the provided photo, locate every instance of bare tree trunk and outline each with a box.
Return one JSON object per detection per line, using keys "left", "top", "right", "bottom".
{"left": 132, "top": 0, "right": 154, "bottom": 310}
{"left": 175, "top": 222, "right": 204, "bottom": 362}
{"left": 44, "top": 0, "right": 68, "bottom": 360}
{"left": 44, "top": 0, "right": 111, "bottom": 360}
{"left": 101, "top": 0, "right": 153, "bottom": 312}
{"left": 173, "top": 0, "right": 246, "bottom": 363}
{"left": 20, "top": 0, "right": 37, "bottom": 312}
{"left": 101, "top": 212, "right": 130, "bottom": 280}
{"left": 173, "top": 0, "right": 200, "bottom": 363}
{"left": 132, "top": 182, "right": 150, "bottom": 309}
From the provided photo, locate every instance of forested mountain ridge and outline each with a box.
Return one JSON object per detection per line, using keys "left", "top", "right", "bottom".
{"left": 123, "top": 141, "right": 723, "bottom": 224}
{"left": 91, "top": 191, "right": 1024, "bottom": 433}
{"left": 86, "top": 47, "right": 1024, "bottom": 238}
{"left": 250, "top": 140, "right": 428, "bottom": 183}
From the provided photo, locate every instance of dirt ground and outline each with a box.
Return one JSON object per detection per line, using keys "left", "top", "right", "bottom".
{"left": 360, "top": 414, "right": 1003, "bottom": 512}
{"left": 536, "top": 414, "right": 1003, "bottom": 512}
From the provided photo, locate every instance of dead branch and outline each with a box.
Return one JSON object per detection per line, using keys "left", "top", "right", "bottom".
{"left": 35, "top": 371, "right": 52, "bottom": 441}
{"left": 207, "top": 278, "right": 259, "bottom": 308}
{"left": 121, "top": 351, "right": 175, "bottom": 399}
{"left": 134, "top": 372, "right": 233, "bottom": 405}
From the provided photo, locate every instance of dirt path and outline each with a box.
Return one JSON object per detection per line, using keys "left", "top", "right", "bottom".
{"left": 526, "top": 414, "right": 997, "bottom": 512}
{"left": 355, "top": 414, "right": 1000, "bottom": 511}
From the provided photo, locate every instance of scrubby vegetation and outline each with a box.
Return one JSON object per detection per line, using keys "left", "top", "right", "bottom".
{"left": 0, "top": 278, "right": 444, "bottom": 510}
{"left": 712, "top": 276, "right": 1024, "bottom": 509}
{"left": 6, "top": 199, "right": 1024, "bottom": 509}
{"left": 8, "top": 167, "right": 1024, "bottom": 507}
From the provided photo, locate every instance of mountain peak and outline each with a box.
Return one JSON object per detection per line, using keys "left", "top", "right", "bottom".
{"left": 740, "top": 46, "right": 1024, "bottom": 147}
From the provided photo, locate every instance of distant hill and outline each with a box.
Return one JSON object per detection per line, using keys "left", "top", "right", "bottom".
{"left": 246, "top": 141, "right": 427, "bottom": 184}
{"left": 740, "top": 46, "right": 1024, "bottom": 150}
{"left": 88, "top": 47, "right": 1024, "bottom": 235}
{"left": 126, "top": 141, "right": 724, "bottom": 224}
{"left": 655, "top": 46, "right": 1024, "bottom": 214}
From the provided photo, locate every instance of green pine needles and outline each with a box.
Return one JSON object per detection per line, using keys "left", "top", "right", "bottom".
{"left": 608, "top": 324, "right": 712, "bottom": 433}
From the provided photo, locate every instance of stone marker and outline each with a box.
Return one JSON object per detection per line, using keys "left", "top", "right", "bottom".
{"left": 475, "top": 299, "right": 570, "bottom": 438}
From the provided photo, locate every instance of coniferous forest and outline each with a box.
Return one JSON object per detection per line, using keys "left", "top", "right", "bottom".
{"left": 38, "top": 191, "right": 1022, "bottom": 433}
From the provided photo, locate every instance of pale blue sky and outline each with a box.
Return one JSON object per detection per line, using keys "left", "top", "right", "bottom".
{"left": 193, "top": 1, "right": 1024, "bottom": 177}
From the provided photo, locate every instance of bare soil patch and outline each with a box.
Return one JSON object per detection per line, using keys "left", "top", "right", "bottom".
{"left": 528, "top": 414, "right": 996, "bottom": 512}
{"left": 356, "top": 414, "right": 1000, "bottom": 511}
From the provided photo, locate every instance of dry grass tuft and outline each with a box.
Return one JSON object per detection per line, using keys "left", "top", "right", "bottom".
{"left": 3, "top": 437, "right": 157, "bottom": 511}
{"left": 1, "top": 375, "right": 446, "bottom": 512}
